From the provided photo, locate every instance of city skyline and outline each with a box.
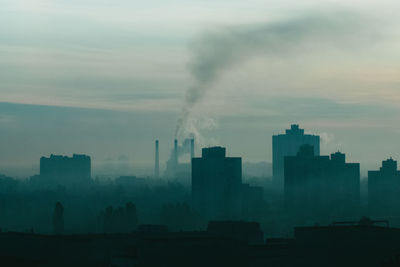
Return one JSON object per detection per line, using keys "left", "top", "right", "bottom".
{"left": 2, "top": 1, "right": 400, "bottom": 265}
{"left": 0, "top": 109, "right": 398, "bottom": 178}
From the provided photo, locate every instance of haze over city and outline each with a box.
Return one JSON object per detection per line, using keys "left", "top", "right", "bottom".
{"left": 1, "top": 0, "right": 400, "bottom": 177}
{"left": 2, "top": 1, "right": 400, "bottom": 266}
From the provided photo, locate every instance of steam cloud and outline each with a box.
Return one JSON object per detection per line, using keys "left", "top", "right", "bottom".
{"left": 175, "top": 10, "right": 372, "bottom": 139}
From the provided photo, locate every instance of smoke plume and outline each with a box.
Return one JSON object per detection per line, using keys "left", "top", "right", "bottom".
{"left": 175, "top": 10, "right": 372, "bottom": 139}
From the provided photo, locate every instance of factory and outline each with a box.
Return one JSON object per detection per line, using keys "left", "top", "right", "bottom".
{"left": 154, "top": 138, "right": 195, "bottom": 183}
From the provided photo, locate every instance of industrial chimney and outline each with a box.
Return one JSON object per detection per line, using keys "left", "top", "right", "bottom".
{"left": 190, "top": 138, "right": 195, "bottom": 159}
{"left": 174, "top": 139, "right": 178, "bottom": 166}
{"left": 155, "top": 140, "right": 159, "bottom": 178}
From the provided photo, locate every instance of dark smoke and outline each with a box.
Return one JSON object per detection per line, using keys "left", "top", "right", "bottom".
{"left": 175, "top": 10, "right": 372, "bottom": 138}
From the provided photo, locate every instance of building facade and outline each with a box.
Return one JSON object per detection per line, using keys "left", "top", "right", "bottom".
{"left": 192, "top": 147, "right": 242, "bottom": 220}
{"left": 368, "top": 158, "right": 400, "bottom": 216}
{"left": 284, "top": 145, "right": 360, "bottom": 221}
{"left": 272, "top": 124, "right": 320, "bottom": 187}
{"left": 38, "top": 154, "right": 91, "bottom": 186}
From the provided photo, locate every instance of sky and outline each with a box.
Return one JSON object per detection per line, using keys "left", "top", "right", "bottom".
{"left": 0, "top": 0, "right": 400, "bottom": 177}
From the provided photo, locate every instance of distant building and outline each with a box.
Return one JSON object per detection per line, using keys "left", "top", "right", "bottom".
{"left": 34, "top": 154, "right": 91, "bottom": 187}
{"left": 192, "top": 147, "right": 242, "bottom": 220}
{"left": 284, "top": 145, "right": 360, "bottom": 220}
{"left": 368, "top": 158, "right": 400, "bottom": 216}
{"left": 273, "top": 124, "right": 320, "bottom": 187}
{"left": 115, "top": 176, "right": 146, "bottom": 188}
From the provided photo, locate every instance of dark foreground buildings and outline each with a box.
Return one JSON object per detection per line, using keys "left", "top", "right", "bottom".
{"left": 284, "top": 145, "right": 360, "bottom": 221}
{"left": 192, "top": 147, "right": 242, "bottom": 220}
{"left": 368, "top": 158, "right": 400, "bottom": 216}
{"left": 1, "top": 218, "right": 400, "bottom": 267}
{"left": 273, "top": 124, "right": 320, "bottom": 187}
{"left": 191, "top": 146, "right": 264, "bottom": 221}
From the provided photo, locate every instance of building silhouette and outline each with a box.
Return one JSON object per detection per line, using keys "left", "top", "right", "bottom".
{"left": 207, "top": 221, "right": 264, "bottom": 245}
{"left": 284, "top": 145, "right": 360, "bottom": 221}
{"left": 273, "top": 124, "right": 320, "bottom": 187}
{"left": 2, "top": 217, "right": 400, "bottom": 267}
{"left": 192, "top": 147, "right": 242, "bottom": 220}
{"left": 368, "top": 158, "right": 400, "bottom": 216}
{"left": 35, "top": 154, "right": 91, "bottom": 187}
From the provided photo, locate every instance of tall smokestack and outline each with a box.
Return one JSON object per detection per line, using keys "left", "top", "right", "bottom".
{"left": 190, "top": 138, "right": 195, "bottom": 159}
{"left": 155, "top": 140, "right": 159, "bottom": 178}
{"left": 174, "top": 139, "right": 178, "bottom": 166}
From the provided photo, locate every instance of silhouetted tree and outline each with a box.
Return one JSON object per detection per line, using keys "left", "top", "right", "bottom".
{"left": 103, "top": 203, "right": 138, "bottom": 233}
{"left": 53, "top": 202, "right": 64, "bottom": 235}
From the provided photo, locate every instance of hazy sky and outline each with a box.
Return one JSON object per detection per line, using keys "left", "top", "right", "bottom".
{"left": 0, "top": 0, "right": 400, "bottom": 177}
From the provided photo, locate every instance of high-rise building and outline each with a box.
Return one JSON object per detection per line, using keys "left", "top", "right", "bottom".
{"left": 192, "top": 147, "right": 242, "bottom": 220}
{"left": 273, "top": 124, "right": 320, "bottom": 187}
{"left": 368, "top": 158, "right": 400, "bottom": 216}
{"left": 284, "top": 145, "right": 360, "bottom": 221}
{"left": 38, "top": 154, "right": 91, "bottom": 186}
